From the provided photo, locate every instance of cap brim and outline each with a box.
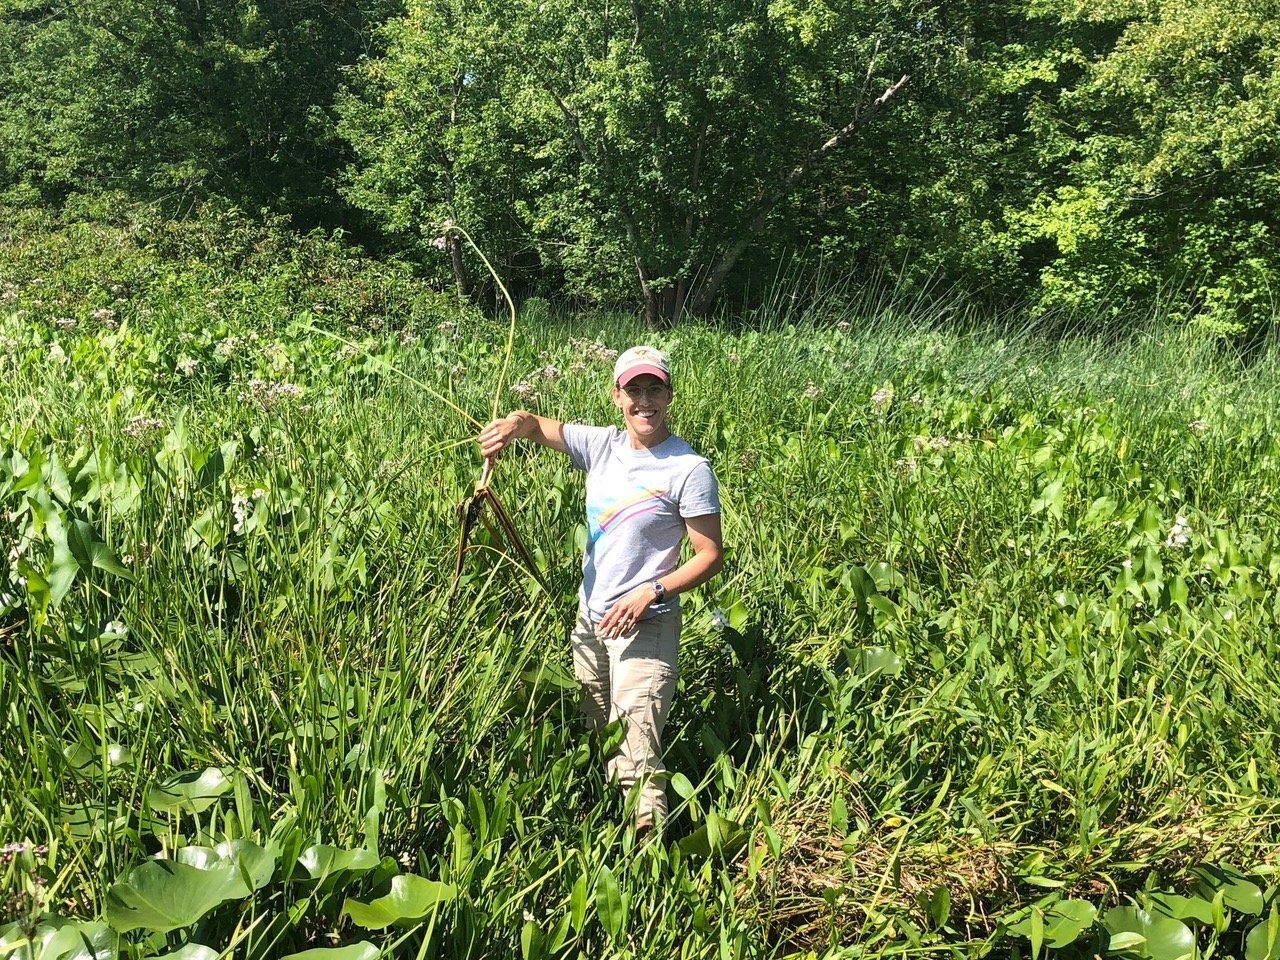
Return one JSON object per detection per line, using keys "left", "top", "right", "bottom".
{"left": 617, "top": 364, "right": 670, "bottom": 386}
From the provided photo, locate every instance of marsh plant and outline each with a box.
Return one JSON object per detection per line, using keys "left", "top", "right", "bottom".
{"left": 2, "top": 219, "right": 1280, "bottom": 959}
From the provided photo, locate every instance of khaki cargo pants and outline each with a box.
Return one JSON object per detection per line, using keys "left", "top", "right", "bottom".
{"left": 570, "top": 607, "right": 680, "bottom": 828}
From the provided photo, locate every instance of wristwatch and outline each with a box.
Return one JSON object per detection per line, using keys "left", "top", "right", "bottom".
{"left": 651, "top": 580, "right": 666, "bottom": 603}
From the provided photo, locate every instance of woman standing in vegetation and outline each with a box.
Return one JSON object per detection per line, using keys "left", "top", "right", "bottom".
{"left": 478, "top": 346, "right": 723, "bottom": 831}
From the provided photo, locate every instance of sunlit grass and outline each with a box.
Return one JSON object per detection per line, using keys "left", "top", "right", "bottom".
{"left": 2, "top": 215, "right": 1280, "bottom": 958}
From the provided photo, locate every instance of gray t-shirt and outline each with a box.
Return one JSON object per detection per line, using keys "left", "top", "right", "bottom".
{"left": 562, "top": 425, "right": 720, "bottom": 621}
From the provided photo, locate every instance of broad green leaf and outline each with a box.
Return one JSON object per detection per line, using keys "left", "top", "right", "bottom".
{"left": 520, "top": 918, "right": 543, "bottom": 960}
{"left": 342, "top": 875, "right": 456, "bottom": 929}
{"left": 1109, "top": 932, "right": 1148, "bottom": 952}
{"left": 1009, "top": 900, "right": 1098, "bottom": 948}
{"left": 676, "top": 815, "right": 747, "bottom": 860}
{"left": 11, "top": 920, "right": 118, "bottom": 960}
{"left": 595, "top": 864, "right": 624, "bottom": 943}
{"left": 104, "top": 860, "right": 248, "bottom": 933}
{"left": 927, "top": 886, "right": 951, "bottom": 928}
{"left": 277, "top": 945, "right": 380, "bottom": 960}
{"left": 861, "top": 646, "right": 902, "bottom": 678}
{"left": 1195, "top": 864, "right": 1265, "bottom": 915}
{"left": 1103, "top": 906, "right": 1194, "bottom": 959}
{"left": 67, "top": 518, "right": 131, "bottom": 579}
{"left": 866, "top": 562, "right": 905, "bottom": 591}
{"left": 669, "top": 772, "right": 696, "bottom": 801}
{"left": 518, "top": 663, "right": 578, "bottom": 691}
{"left": 46, "top": 512, "right": 79, "bottom": 607}
{"left": 1245, "top": 907, "right": 1280, "bottom": 960}
{"left": 172, "top": 841, "right": 275, "bottom": 892}
{"left": 297, "top": 844, "right": 379, "bottom": 881}
{"left": 147, "top": 768, "right": 232, "bottom": 814}
{"left": 1149, "top": 893, "right": 1215, "bottom": 925}
{"left": 154, "top": 946, "right": 220, "bottom": 960}
{"left": 569, "top": 873, "right": 588, "bottom": 932}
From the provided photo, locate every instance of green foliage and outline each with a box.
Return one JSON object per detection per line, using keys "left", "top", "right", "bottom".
{"left": 0, "top": 0, "right": 398, "bottom": 221}
{"left": 1007, "top": 0, "right": 1280, "bottom": 334}
{"left": 4, "top": 215, "right": 1280, "bottom": 957}
{"left": 338, "top": 0, "right": 922, "bottom": 322}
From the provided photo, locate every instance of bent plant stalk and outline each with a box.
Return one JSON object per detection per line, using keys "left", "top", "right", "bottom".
{"left": 441, "top": 220, "right": 547, "bottom": 605}
{"left": 448, "top": 456, "right": 548, "bottom": 606}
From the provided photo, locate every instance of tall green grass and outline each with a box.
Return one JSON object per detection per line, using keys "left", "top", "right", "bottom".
{"left": 2, "top": 213, "right": 1279, "bottom": 959}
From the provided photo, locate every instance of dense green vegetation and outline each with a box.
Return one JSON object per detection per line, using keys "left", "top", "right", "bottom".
{"left": 3, "top": 211, "right": 1280, "bottom": 958}
{"left": 2, "top": 0, "right": 1278, "bottom": 330}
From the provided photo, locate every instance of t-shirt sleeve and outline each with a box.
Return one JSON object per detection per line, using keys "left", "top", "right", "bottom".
{"left": 678, "top": 459, "right": 721, "bottom": 518}
{"left": 562, "top": 424, "right": 614, "bottom": 473}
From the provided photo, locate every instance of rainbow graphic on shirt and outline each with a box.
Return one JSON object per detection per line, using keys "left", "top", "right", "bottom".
{"left": 586, "top": 485, "right": 667, "bottom": 543}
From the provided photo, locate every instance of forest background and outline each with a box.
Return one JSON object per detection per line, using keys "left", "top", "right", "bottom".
{"left": 1, "top": 0, "right": 1278, "bottom": 333}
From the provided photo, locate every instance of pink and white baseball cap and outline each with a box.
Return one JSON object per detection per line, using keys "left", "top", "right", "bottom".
{"left": 613, "top": 346, "right": 671, "bottom": 386}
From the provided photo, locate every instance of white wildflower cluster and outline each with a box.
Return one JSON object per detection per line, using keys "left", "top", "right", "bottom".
{"left": 509, "top": 363, "right": 563, "bottom": 405}
{"left": 710, "top": 608, "right": 729, "bottom": 632}
{"left": 53, "top": 317, "right": 78, "bottom": 330}
{"left": 339, "top": 342, "right": 362, "bottom": 359}
{"left": 399, "top": 329, "right": 417, "bottom": 347}
{"left": 1, "top": 842, "right": 48, "bottom": 862}
{"left": 231, "top": 488, "right": 266, "bottom": 534}
{"left": 509, "top": 380, "right": 539, "bottom": 404}
{"left": 124, "top": 416, "right": 165, "bottom": 440}
{"left": 215, "top": 332, "right": 260, "bottom": 357}
{"left": 0, "top": 283, "right": 17, "bottom": 302}
{"left": 0, "top": 335, "right": 20, "bottom": 353}
{"left": 870, "top": 385, "right": 895, "bottom": 411}
{"left": 176, "top": 357, "right": 200, "bottom": 376}
{"left": 215, "top": 335, "right": 244, "bottom": 357}
{"left": 240, "top": 378, "right": 303, "bottom": 411}
{"left": 913, "top": 435, "right": 953, "bottom": 452}
{"left": 728, "top": 352, "right": 742, "bottom": 367}
{"left": 450, "top": 364, "right": 464, "bottom": 379}
{"left": 893, "top": 457, "right": 918, "bottom": 474}
{"left": 803, "top": 382, "right": 823, "bottom": 399}
{"left": 567, "top": 337, "right": 618, "bottom": 366}
{"left": 1164, "top": 514, "right": 1191, "bottom": 549}
{"left": 836, "top": 320, "right": 851, "bottom": 331}
{"left": 737, "top": 449, "right": 760, "bottom": 470}
{"left": 90, "top": 307, "right": 116, "bottom": 326}
{"left": 1187, "top": 419, "right": 1208, "bottom": 435}
{"left": 436, "top": 320, "right": 459, "bottom": 342}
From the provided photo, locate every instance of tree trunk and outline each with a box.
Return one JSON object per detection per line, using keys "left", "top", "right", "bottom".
{"left": 690, "top": 73, "right": 909, "bottom": 316}
{"left": 448, "top": 235, "right": 468, "bottom": 298}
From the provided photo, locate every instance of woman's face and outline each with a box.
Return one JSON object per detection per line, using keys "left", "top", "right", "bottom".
{"left": 613, "top": 374, "right": 673, "bottom": 448}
